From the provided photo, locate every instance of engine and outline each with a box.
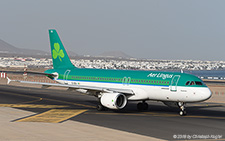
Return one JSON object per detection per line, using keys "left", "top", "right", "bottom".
{"left": 100, "top": 92, "right": 127, "bottom": 110}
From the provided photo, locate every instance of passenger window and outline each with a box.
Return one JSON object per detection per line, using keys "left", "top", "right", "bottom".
{"left": 195, "top": 81, "right": 203, "bottom": 85}
{"left": 190, "top": 81, "right": 195, "bottom": 85}
{"left": 185, "top": 81, "right": 190, "bottom": 85}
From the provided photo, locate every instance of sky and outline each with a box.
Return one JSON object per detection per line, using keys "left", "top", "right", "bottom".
{"left": 0, "top": 0, "right": 225, "bottom": 61}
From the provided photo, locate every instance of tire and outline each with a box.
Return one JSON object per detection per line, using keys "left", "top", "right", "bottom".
{"left": 143, "top": 102, "right": 148, "bottom": 110}
{"left": 137, "top": 102, "right": 143, "bottom": 111}
{"left": 97, "top": 104, "right": 105, "bottom": 111}
{"left": 179, "top": 111, "right": 184, "bottom": 116}
{"left": 179, "top": 111, "right": 187, "bottom": 116}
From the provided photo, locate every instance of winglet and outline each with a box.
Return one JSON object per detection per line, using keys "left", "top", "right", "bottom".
{"left": 6, "top": 77, "right": 11, "bottom": 84}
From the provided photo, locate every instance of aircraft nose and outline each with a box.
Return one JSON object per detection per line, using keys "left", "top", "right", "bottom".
{"left": 201, "top": 87, "right": 212, "bottom": 101}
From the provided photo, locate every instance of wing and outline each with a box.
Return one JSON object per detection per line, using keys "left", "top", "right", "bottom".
{"left": 1, "top": 70, "right": 56, "bottom": 77}
{"left": 7, "top": 77, "right": 134, "bottom": 95}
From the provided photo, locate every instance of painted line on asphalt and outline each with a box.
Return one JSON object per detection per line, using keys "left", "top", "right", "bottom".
{"left": 85, "top": 111, "right": 225, "bottom": 120}
{"left": 43, "top": 97, "right": 96, "bottom": 108}
{"left": 1, "top": 89, "right": 225, "bottom": 120}
{"left": 189, "top": 103, "right": 225, "bottom": 107}
{"left": 16, "top": 109, "right": 87, "bottom": 123}
{"left": 140, "top": 111, "right": 225, "bottom": 120}
{"left": 0, "top": 90, "right": 95, "bottom": 108}
{"left": 19, "top": 98, "right": 43, "bottom": 104}
{"left": 0, "top": 104, "right": 69, "bottom": 108}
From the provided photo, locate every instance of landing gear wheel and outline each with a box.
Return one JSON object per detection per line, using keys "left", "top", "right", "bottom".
{"left": 179, "top": 111, "right": 186, "bottom": 116}
{"left": 178, "top": 102, "right": 187, "bottom": 116}
{"left": 137, "top": 102, "right": 149, "bottom": 111}
{"left": 137, "top": 102, "right": 143, "bottom": 111}
{"left": 143, "top": 102, "right": 148, "bottom": 110}
{"left": 97, "top": 104, "right": 105, "bottom": 111}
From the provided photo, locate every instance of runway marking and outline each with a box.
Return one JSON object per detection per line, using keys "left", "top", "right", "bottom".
{"left": 43, "top": 97, "right": 96, "bottom": 108}
{"left": 0, "top": 104, "right": 69, "bottom": 108}
{"left": 0, "top": 90, "right": 95, "bottom": 108}
{"left": 189, "top": 103, "right": 225, "bottom": 107}
{"left": 140, "top": 112, "right": 225, "bottom": 120}
{"left": 19, "top": 98, "right": 43, "bottom": 104}
{"left": 86, "top": 112, "right": 143, "bottom": 116}
{"left": 86, "top": 112, "right": 179, "bottom": 117}
{"left": 85, "top": 111, "right": 225, "bottom": 120}
{"left": 16, "top": 109, "right": 87, "bottom": 123}
{"left": 183, "top": 115, "right": 225, "bottom": 120}
{"left": 1, "top": 89, "right": 225, "bottom": 120}
{"left": 143, "top": 112, "right": 225, "bottom": 119}
{"left": 85, "top": 111, "right": 177, "bottom": 117}
{"left": 142, "top": 112, "right": 177, "bottom": 116}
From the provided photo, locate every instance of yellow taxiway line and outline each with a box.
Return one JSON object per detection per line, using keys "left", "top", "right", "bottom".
{"left": 0, "top": 90, "right": 95, "bottom": 108}
{"left": 0, "top": 104, "right": 69, "bottom": 108}
{"left": 16, "top": 109, "right": 87, "bottom": 123}
{"left": 1, "top": 89, "right": 225, "bottom": 121}
{"left": 85, "top": 111, "right": 225, "bottom": 120}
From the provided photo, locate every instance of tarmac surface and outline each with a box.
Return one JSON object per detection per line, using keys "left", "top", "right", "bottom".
{"left": 0, "top": 84, "right": 225, "bottom": 140}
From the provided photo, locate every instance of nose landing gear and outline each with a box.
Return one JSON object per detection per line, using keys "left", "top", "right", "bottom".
{"left": 178, "top": 102, "right": 186, "bottom": 116}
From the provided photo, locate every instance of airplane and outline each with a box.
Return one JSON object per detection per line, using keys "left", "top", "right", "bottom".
{"left": 7, "top": 29, "right": 212, "bottom": 116}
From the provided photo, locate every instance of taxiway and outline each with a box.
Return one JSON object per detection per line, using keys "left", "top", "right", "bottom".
{"left": 0, "top": 85, "right": 224, "bottom": 140}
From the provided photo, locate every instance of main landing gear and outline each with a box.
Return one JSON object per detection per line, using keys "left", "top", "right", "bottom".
{"left": 96, "top": 97, "right": 106, "bottom": 111}
{"left": 96, "top": 104, "right": 106, "bottom": 111}
{"left": 137, "top": 101, "right": 148, "bottom": 111}
{"left": 178, "top": 102, "right": 186, "bottom": 116}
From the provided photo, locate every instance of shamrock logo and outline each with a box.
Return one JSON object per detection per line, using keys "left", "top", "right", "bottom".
{"left": 52, "top": 43, "right": 64, "bottom": 61}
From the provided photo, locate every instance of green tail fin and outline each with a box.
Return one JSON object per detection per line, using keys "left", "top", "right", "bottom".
{"left": 49, "top": 29, "right": 75, "bottom": 69}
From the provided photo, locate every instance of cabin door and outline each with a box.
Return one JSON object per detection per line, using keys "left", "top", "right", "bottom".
{"left": 170, "top": 75, "right": 180, "bottom": 92}
{"left": 63, "top": 70, "right": 71, "bottom": 84}
{"left": 122, "top": 77, "right": 131, "bottom": 86}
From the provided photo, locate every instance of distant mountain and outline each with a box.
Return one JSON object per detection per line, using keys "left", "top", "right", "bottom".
{"left": 0, "top": 39, "right": 49, "bottom": 55}
{"left": 0, "top": 39, "right": 20, "bottom": 53}
{"left": 67, "top": 50, "right": 78, "bottom": 57}
{"left": 98, "top": 51, "right": 132, "bottom": 59}
{"left": 0, "top": 38, "right": 132, "bottom": 59}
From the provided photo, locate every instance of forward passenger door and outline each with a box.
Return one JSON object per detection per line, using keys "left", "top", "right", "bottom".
{"left": 170, "top": 75, "right": 180, "bottom": 92}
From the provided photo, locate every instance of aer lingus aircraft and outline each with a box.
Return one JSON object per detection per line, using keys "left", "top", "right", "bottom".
{"left": 8, "top": 29, "right": 212, "bottom": 116}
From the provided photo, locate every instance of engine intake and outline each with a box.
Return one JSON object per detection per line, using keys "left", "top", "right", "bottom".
{"left": 100, "top": 93, "right": 127, "bottom": 110}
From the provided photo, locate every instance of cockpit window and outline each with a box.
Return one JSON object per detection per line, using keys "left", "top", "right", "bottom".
{"left": 185, "top": 81, "right": 190, "bottom": 85}
{"left": 195, "top": 81, "right": 203, "bottom": 85}
{"left": 186, "top": 80, "right": 204, "bottom": 86}
{"left": 190, "top": 81, "right": 195, "bottom": 85}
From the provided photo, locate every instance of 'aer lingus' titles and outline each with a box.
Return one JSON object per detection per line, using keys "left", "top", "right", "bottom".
{"left": 147, "top": 73, "right": 173, "bottom": 80}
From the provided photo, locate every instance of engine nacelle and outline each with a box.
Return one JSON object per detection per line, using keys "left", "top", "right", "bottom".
{"left": 100, "top": 93, "right": 127, "bottom": 110}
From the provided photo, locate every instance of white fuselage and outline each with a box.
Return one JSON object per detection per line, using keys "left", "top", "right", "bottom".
{"left": 56, "top": 79, "right": 212, "bottom": 103}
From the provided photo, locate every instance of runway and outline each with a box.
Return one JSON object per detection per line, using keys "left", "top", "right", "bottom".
{"left": 0, "top": 85, "right": 224, "bottom": 140}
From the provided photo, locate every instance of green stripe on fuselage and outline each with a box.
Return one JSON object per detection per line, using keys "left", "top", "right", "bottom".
{"left": 45, "top": 68, "right": 207, "bottom": 87}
